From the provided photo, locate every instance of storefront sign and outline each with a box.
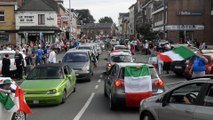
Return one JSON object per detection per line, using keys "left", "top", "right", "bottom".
{"left": 166, "top": 25, "right": 204, "bottom": 30}
{"left": 177, "top": 11, "right": 202, "bottom": 16}
{"left": 18, "top": 16, "right": 35, "bottom": 23}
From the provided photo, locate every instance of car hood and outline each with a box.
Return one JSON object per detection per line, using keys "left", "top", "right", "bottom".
{"left": 66, "top": 62, "right": 89, "bottom": 70}
{"left": 20, "top": 79, "right": 64, "bottom": 91}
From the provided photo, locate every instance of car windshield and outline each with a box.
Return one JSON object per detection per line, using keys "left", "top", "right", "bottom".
{"left": 119, "top": 67, "right": 158, "bottom": 80}
{"left": 78, "top": 46, "right": 92, "bottom": 50}
{"left": 111, "top": 55, "right": 132, "bottom": 62}
{"left": 27, "top": 66, "right": 63, "bottom": 80}
{"left": 63, "top": 52, "right": 89, "bottom": 62}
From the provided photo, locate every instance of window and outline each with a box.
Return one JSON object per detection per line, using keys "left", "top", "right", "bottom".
{"left": 38, "top": 14, "right": 45, "bottom": 25}
{"left": 203, "top": 85, "right": 213, "bottom": 106}
{"left": 169, "top": 83, "right": 204, "bottom": 104}
{"left": 0, "top": 11, "right": 4, "bottom": 22}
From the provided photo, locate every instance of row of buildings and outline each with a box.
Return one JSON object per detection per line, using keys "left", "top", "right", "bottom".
{"left": 0, "top": 0, "right": 79, "bottom": 45}
{"left": 118, "top": 0, "right": 213, "bottom": 44}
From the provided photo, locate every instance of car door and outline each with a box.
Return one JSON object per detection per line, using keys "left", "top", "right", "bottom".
{"left": 194, "top": 84, "right": 213, "bottom": 120}
{"left": 63, "top": 66, "right": 72, "bottom": 95}
{"left": 105, "top": 65, "right": 118, "bottom": 95}
{"left": 158, "top": 83, "right": 205, "bottom": 120}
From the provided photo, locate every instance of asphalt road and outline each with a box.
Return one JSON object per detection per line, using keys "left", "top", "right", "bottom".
{"left": 26, "top": 50, "right": 187, "bottom": 120}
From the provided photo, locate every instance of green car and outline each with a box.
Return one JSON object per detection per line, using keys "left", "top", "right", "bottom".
{"left": 20, "top": 63, "right": 76, "bottom": 105}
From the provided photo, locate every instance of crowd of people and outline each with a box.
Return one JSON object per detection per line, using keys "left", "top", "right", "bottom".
{"left": 0, "top": 38, "right": 81, "bottom": 80}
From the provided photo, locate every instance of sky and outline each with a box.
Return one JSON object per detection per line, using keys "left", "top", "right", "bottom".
{"left": 64, "top": 0, "right": 136, "bottom": 24}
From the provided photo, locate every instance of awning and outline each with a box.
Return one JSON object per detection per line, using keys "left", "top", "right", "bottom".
{"left": 18, "top": 26, "right": 61, "bottom": 34}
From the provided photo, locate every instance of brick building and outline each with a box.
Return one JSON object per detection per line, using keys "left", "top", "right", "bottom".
{"left": 153, "top": 0, "right": 213, "bottom": 44}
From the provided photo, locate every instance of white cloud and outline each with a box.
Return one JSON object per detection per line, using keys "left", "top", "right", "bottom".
{"left": 63, "top": 0, "right": 136, "bottom": 24}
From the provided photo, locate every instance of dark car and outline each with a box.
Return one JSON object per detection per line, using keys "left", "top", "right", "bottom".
{"left": 62, "top": 50, "right": 93, "bottom": 81}
{"left": 140, "top": 76, "right": 213, "bottom": 120}
{"left": 170, "top": 59, "right": 190, "bottom": 76}
{"left": 104, "top": 63, "right": 165, "bottom": 110}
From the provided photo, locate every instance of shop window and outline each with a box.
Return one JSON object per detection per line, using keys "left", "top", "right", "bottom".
{"left": 0, "top": 11, "right": 4, "bottom": 22}
{"left": 38, "top": 14, "right": 45, "bottom": 25}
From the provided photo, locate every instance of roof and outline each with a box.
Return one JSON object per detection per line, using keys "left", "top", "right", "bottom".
{"left": 82, "top": 23, "right": 113, "bottom": 29}
{"left": 119, "top": 13, "right": 129, "bottom": 18}
{"left": 18, "top": 0, "right": 59, "bottom": 12}
{"left": 116, "top": 63, "right": 153, "bottom": 68}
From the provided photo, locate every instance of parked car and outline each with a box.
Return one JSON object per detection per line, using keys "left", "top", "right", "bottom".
{"left": 20, "top": 63, "right": 76, "bottom": 105}
{"left": 0, "top": 50, "right": 26, "bottom": 77}
{"left": 77, "top": 44, "right": 99, "bottom": 60}
{"left": 139, "top": 77, "right": 213, "bottom": 120}
{"left": 104, "top": 63, "right": 165, "bottom": 110}
{"left": 184, "top": 53, "right": 213, "bottom": 80}
{"left": 105, "top": 51, "right": 135, "bottom": 72}
{"left": 62, "top": 50, "right": 93, "bottom": 81}
{"left": 0, "top": 77, "right": 26, "bottom": 120}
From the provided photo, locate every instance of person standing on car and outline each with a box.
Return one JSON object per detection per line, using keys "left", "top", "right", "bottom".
{"left": 14, "top": 50, "right": 24, "bottom": 80}
{"left": 190, "top": 50, "right": 208, "bottom": 77}
{"left": 2, "top": 54, "right": 10, "bottom": 77}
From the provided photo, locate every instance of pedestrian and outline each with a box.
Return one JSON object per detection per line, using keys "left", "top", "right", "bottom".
{"left": 14, "top": 50, "right": 24, "bottom": 80}
{"left": 35, "top": 46, "right": 43, "bottom": 66}
{"left": 91, "top": 52, "right": 98, "bottom": 69}
{"left": 200, "top": 41, "right": 206, "bottom": 50}
{"left": 48, "top": 48, "right": 56, "bottom": 63}
{"left": 25, "top": 49, "right": 33, "bottom": 75}
{"left": 2, "top": 54, "right": 10, "bottom": 77}
{"left": 144, "top": 40, "right": 149, "bottom": 55}
{"left": 190, "top": 50, "right": 208, "bottom": 77}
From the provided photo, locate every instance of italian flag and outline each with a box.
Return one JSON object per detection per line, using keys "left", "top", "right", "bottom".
{"left": 0, "top": 87, "right": 32, "bottom": 114}
{"left": 158, "top": 46, "right": 194, "bottom": 62}
{"left": 148, "top": 53, "right": 157, "bottom": 64}
{"left": 124, "top": 65, "right": 152, "bottom": 107}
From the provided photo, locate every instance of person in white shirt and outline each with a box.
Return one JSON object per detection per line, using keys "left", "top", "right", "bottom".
{"left": 48, "top": 48, "right": 56, "bottom": 63}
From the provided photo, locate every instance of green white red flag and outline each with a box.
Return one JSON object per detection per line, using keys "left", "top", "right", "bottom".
{"left": 124, "top": 65, "right": 152, "bottom": 107}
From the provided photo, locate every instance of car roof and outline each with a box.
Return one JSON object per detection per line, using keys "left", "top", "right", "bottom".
{"left": 115, "top": 62, "right": 153, "bottom": 68}
{"left": 79, "top": 44, "right": 93, "bottom": 47}
{"left": 110, "top": 51, "right": 131, "bottom": 56}
{"left": 114, "top": 45, "right": 126, "bottom": 47}
{"left": 66, "top": 49, "right": 90, "bottom": 53}
{"left": 37, "top": 63, "right": 68, "bottom": 67}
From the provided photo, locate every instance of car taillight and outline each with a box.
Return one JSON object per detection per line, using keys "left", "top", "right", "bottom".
{"left": 108, "top": 63, "right": 112, "bottom": 68}
{"left": 155, "top": 79, "right": 164, "bottom": 87}
{"left": 114, "top": 80, "right": 124, "bottom": 88}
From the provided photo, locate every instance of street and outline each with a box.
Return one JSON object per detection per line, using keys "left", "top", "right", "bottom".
{"left": 26, "top": 51, "right": 187, "bottom": 120}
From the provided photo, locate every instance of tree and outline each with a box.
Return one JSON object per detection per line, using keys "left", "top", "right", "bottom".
{"left": 99, "top": 16, "right": 113, "bottom": 23}
{"left": 74, "top": 9, "right": 95, "bottom": 25}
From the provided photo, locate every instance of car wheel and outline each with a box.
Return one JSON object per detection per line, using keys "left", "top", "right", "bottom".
{"left": 62, "top": 90, "right": 67, "bottom": 103}
{"left": 109, "top": 93, "right": 116, "bottom": 110}
{"left": 12, "top": 112, "right": 26, "bottom": 120}
{"left": 104, "top": 82, "right": 107, "bottom": 97}
{"left": 73, "top": 85, "right": 76, "bottom": 93}
{"left": 141, "top": 112, "right": 155, "bottom": 120}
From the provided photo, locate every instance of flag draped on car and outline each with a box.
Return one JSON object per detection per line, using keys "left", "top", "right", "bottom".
{"left": 124, "top": 65, "right": 152, "bottom": 107}
{"left": 158, "top": 46, "right": 194, "bottom": 62}
{"left": 0, "top": 87, "right": 32, "bottom": 114}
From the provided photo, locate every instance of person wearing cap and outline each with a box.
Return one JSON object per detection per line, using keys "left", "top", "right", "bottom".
{"left": 0, "top": 79, "right": 15, "bottom": 94}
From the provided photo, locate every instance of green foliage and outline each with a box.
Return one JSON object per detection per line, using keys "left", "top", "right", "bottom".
{"left": 99, "top": 16, "right": 113, "bottom": 23}
{"left": 74, "top": 9, "right": 95, "bottom": 25}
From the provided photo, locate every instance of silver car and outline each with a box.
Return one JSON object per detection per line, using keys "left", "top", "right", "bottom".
{"left": 139, "top": 77, "right": 213, "bottom": 120}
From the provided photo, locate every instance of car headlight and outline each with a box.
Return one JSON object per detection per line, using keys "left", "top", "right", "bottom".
{"left": 47, "top": 89, "right": 57, "bottom": 94}
{"left": 83, "top": 66, "right": 90, "bottom": 71}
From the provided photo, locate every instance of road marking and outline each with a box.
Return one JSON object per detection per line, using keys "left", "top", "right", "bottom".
{"left": 95, "top": 85, "right": 99, "bottom": 89}
{"left": 73, "top": 93, "right": 95, "bottom": 120}
{"left": 98, "top": 79, "right": 101, "bottom": 83}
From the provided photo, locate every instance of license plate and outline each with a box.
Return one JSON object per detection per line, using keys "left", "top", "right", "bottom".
{"left": 33, "top": 100, "right": 39, "bottom": 104}
{"left": 174, "top": 66, "right": 182, "bottom": 69}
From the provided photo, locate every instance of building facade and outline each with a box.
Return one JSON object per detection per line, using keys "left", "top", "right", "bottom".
{"left": 82, "top": 23, "right": 115, "bottom": 39}
{"left": 0, "top": 1, "right": 17, "bottom": 45}
{"left": 152, "top": 0, "right": 213, "bottom": 44}
{"left": 129, "top": 4, "right": 135, "bottom": 35}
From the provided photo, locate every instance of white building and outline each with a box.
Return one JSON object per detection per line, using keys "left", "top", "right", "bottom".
{"left": 16, "top": 0, "right": 61, "bottom": 45}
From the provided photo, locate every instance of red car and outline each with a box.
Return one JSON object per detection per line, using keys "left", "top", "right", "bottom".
{"left": 184, "top": 53, "right": 213, "bottom": 80}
